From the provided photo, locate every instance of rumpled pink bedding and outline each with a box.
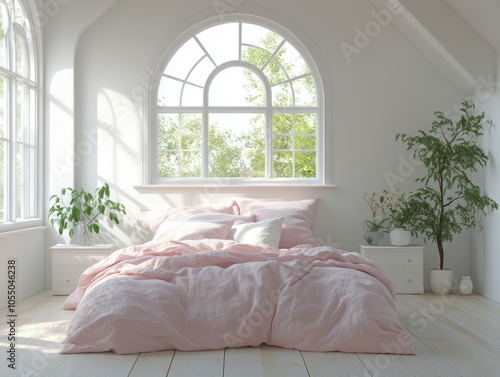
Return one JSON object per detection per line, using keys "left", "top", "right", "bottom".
{"left": 61, "top": 239, "right": 415, "bottom": 355}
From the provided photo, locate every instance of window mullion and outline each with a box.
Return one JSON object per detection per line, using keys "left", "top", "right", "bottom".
{"left": 202, "top": 94, "right": 209, "bottom": 178}
{"left": 292, "top": 115, "right": 296, "bottom": 178}
{"left": 21, "top": 84, "right": 30, "bottom": 219}
{"left": 266, "top": 109, "right": 272, "bottom": 178}
{"left": 193, "top": 36, "right": 217, "bottom": 68}
{"left": 5, "top": 12, "right": 15, "bottom": 222}
{"left": 265, "top": 74, "right": 273, "bottom": 179}
{"left": 176, "top": 113, "right": 182, "bottom": 178}
{"left": 8, "top": 80, "right": 16, "bottom": 221}
{"left": 238, "top": 22, "right": 242, "bottom": 61}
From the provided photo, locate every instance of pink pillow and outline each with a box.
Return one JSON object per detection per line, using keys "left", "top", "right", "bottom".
{"left": 181, "top": 213, "right": 254, "bottom": 225}
{"left": 154, "top": 220, "right": 235, "bottom": 242}
{"left": 143, "top": 202, "right": 239, "bottom": 235}
{"left": 232, "top": 197, "right": 319, "bottom": 248}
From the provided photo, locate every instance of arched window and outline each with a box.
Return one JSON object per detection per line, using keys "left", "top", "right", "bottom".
{"left": 0, "top": 0, "right": 39, "bottom": 227}
{"left": 151, "top": 18, "right": 323, "bottom": 185}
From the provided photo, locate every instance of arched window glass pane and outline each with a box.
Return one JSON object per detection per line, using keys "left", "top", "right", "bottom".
{"left": 196, "top": 23, "right": 239, "bottom": 65}
{"left": 242, "top": 23, "right": 283, "bottom": 52}
{"left": 0, "top": 2, "right": 9, "bottom": 68}
{"left": 241, "top": 45, "right": 271, "bottom": 69}
{"left": 275, "top": 41, "right": 310, "bottom": 78}
{"left": 181, "top": 84, "right": 203, "bottom": 107}
{"left": 209, "top": 67, "right": 264, "bottom": 107}
{"left": 0, "top": 75, "right": 5, "bottom": 138}
{"left": 14, "top": 29, "right": 28, "bottom": 77}
{"left": 16, "top": 82, "right": 28, "bottom": 139}
{"left": 165, "top": 38, "right": 205, "bottom": 80}
{"left": 263, "top": 59, "right": 288, "bottom": 86}
{"left": 272, "top": 83, "right": 292, "bottom": 107}
{"left": 158, "top": 77, "right": 182, "bottom": 106}
{"left": 209, "top": 113, "right": 265, "bottom": 178}
{"left": 292, "top": 76, "right": 317, "bottom": 106}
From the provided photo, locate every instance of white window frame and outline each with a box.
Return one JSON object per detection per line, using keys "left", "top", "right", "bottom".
{"left": 143, "top": 14, "right": 328, "bottom": 187}
{"left": 0, "top": 0, "right": 42, "bottom": 231}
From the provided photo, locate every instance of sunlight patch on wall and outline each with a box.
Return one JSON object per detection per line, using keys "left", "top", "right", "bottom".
{"left": 49, "top": 69, "right": 75, "bottom": 190}
{"left": 97, "top": 88, "right": 141, "bottom": 186}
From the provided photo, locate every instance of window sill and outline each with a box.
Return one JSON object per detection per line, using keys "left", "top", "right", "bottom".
{"left": 134, "top": 184, "right": 337, "bottom": 193}
{"left": 0, "top": 219, "right": 45, "bottom": 237}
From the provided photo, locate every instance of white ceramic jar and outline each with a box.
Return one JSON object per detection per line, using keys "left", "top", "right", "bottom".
{"left": 389, "top": 228, "right": 411, "bottom": 246}
{"left": 459, "top": 275, "right": 473, "bottom": 295}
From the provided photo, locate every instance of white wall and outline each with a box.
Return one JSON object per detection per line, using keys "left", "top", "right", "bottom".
{"left": 0, "top": 228, "right": 46, "bottom": 310}
{"left": 474, "top": 56, "right": 500, "bottom": 303}
{"left": 44, "top": 0, "right": 474, "bottom": 291}
{"left": 43, "top": 0, "right": 118, "bottom": 288}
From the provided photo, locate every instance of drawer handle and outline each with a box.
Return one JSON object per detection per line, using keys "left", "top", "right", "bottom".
{"left": 66, "top": 279, "right": 70, "bottom": 283}
{"left": 408, "top": 278, "right": 412, "bottom": 283}
{"left": 408, "top": 259, "right": 412, "bottom": 263}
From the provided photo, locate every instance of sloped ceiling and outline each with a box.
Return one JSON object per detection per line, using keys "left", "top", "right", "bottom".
{"left": 369, "top": 0, "right": 497, "bottom": 93}
{"left": 444, "top": 0, "right": 500, "bottom": 53}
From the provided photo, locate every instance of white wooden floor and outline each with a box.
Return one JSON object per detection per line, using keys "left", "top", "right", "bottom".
{"left": 1, "top": 290, "right": 499, "bottom": 377}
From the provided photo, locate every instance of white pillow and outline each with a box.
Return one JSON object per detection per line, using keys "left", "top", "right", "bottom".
{"left": 228, "top": 217, "right": 284, "bottom": 248}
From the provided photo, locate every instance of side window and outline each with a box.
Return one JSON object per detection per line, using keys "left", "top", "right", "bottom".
{"left": 153, "top": 20, "right": 322, "bottom": 184}
{"left": 0, "top": 0, "right": 39, "bottom": 225}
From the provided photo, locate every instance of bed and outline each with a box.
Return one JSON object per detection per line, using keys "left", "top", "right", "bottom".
{"left": 60, "top": 197, "right": 415, "bottom": 355}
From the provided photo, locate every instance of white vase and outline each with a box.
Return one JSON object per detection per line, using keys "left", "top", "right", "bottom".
{"left": 389, "top": 228, "right": 411, "bottom": 246}
{"left": 71, "top": 224, "right": 95, "bottom": 246}
{"left": 459, "top": 275, "right": 473, "bottom": 294}
{"left": 429, "top": 269, "right": 454, "bottom": 295}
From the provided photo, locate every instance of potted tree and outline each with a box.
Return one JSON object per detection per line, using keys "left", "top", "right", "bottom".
{"left": 396, "top": 101, "right": 498, "bottom": 294}
{"left": 48, "top": 183, "right": 127, "bottom": 245}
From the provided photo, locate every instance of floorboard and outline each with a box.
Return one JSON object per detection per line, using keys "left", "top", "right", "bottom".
{"left": 1, "top": 290, "right": 499, "bottom": 377}
{"left": 223, "top": 347, "right": 267, "bottom": 377}
{"left": 301, "top": 351, "right": 369, "bottom": 377}
{"left": 129, "top": 350, "right": 175, "bottom": 377}
{"left": 167, "top": 350, "right": 224, "bottom": 377}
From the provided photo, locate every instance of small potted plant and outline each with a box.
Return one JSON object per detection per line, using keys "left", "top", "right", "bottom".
{"left": 396, "top": 101, "right": 498, "bottom": 294}
{"left": 48, "top": 183, "right": 127, "bottom": 245}
{"left": 387, "top": 190, "right": 413, "bottom": 246}
{"left": 362, "top": 191, "right": 392, "bottom": 245}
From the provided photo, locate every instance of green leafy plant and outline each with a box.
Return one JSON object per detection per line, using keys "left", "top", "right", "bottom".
{"left": 386, "top": 190, "right": 414, "bottom": 231}
{"left": 48, "top": 183, "right": 127, "bottom": 244}
{"left": 396, "top": 101, "right": 498, "bottom": 270}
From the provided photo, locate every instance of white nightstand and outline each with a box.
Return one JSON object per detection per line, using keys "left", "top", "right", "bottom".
{"left": 360, "top": 245, "right": 424, "bottom": 294}
{"left": 51, "top": 244, "right": 114, "bottom": 295}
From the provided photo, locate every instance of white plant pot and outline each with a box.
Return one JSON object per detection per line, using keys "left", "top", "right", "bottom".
{"left": 389, "top": 228, "right": 411, "bottom": 246}
{"left": 429, "top": 269, "right": 454, "bottom": 295}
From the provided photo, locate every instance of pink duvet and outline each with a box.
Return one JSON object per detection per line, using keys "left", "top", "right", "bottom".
{"left": 61, "top": 239, "right": 415, "bottom": 355}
